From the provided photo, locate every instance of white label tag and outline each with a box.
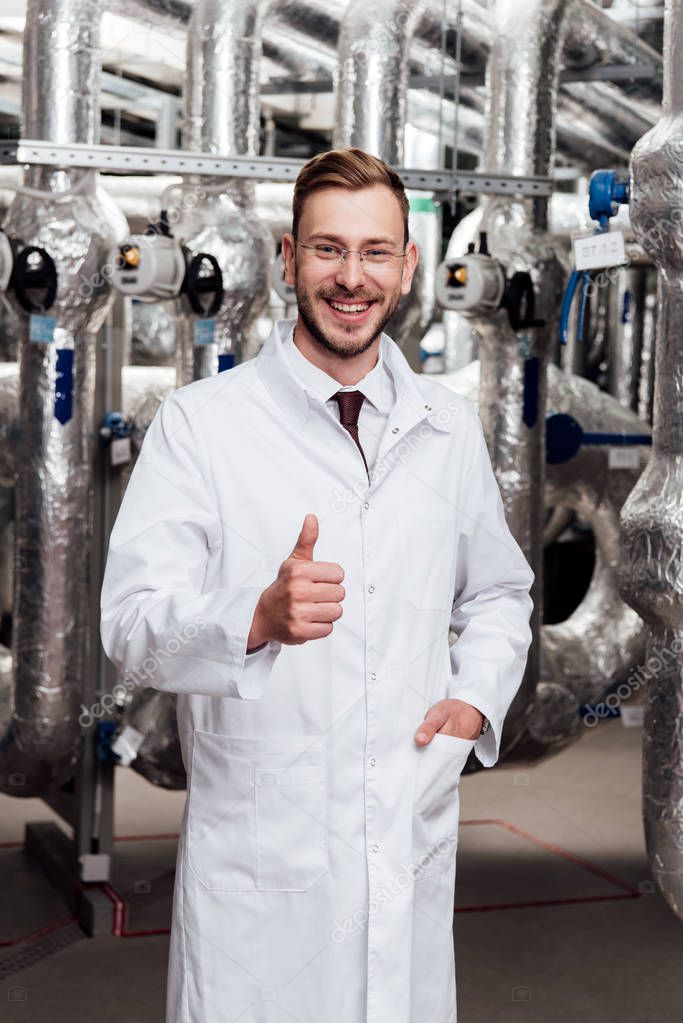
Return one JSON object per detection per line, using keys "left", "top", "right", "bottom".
{"left": 111, "top": 724, "right": 145, "bottom": 766}
{"left": 608, "top": 446, "right": 639, "bottom": 470}
{"left": 573, "top": 231, "right": 627, "bottom": 271}
{"left": 620, "top": 705, "right": 644, "bottom": 728}
{"left": 110, "top": 436, "right": 132, "bottom": 467}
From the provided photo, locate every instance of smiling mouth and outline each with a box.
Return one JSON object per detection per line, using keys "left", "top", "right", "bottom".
{"left": 323, "top": 297, "right": 377, "bottom": 321}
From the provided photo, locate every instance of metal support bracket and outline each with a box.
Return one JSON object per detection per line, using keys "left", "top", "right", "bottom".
{"left": 0, "top": 140, "right": 553, "bottom": 197}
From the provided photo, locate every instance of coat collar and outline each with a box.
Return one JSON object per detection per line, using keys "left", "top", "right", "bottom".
{"left": 282, "top": 326, "right": 394, "bottom": 415}
{"left": 255, "top": 318, "right": 452, "bottom": 435}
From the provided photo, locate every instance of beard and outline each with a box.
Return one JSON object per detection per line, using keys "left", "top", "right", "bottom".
{"left": 294, "top": 277, "right": 402, "bottom": 360}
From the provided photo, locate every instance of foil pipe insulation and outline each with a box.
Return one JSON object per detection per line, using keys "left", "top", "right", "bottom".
{"left": 401, "top": 125, "right": 443, "bottom": 369}
{"left": 465, "top": 0, "right": 655, "bottom": 741}
{"left": 619, "top": 0, "right": 683, "bottom": 920}
{"left": 105, "top": 0, "right": 661, "bottom": 160}
{"left": 637, "top": 285, "right": 657, "bottom": 424}
{"left": 131, "top": 302, "right": 176, "bottom": 366}
{"left": 331, "top": 0, "right": 432, "bottom": 352}
{"left": 443, "top": 358, "right": 649, "bottom": 752}
{"left": 474, "top": 0, "right": 578, "bottom": 755}
{"left": 0, "top": 0, "right": 127, "bottom": 795}
{"left": 260, "top": 6, "right": 637, "bottom": 168}
{"left": 171, "top": 0, "right": 274, "bottom": 385}
{"left": 606, "top": 266, "right": 649, "bottom": 414}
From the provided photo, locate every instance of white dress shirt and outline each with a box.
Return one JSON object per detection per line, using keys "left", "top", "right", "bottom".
{"left": 282, "top": 323, "right": 396, "bottom": 473}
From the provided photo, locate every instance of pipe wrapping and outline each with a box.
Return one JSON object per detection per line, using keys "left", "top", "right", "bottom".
{"left": 444, "top": 358, "right": 649, "bottom": 751}
{"left": 619, "top": 0, "right": 683, "bottom": 918}
{"left": 173, "top": 0, "right": 273, "bottom": 383}
{"left": 0, "top": 0, "right": 125, "bottom": 794}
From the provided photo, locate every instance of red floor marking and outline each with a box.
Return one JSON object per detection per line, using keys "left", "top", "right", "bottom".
{"left": 99, "top": 881, "right": 171, "bottom": 938}
{"left": 454, "top": 817, "right": 641, "bottom": 913}
{"left": 0, "top": 912, "right": 76, "bottom": 947}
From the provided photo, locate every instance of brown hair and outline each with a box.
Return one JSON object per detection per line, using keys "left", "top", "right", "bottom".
{"left": 292, "top": 147, "right": 409, "bottom": 247}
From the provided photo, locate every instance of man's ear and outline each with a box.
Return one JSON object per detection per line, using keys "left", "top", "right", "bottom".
{"left": 281, "top": 233, "right": 296, "bottom": 285}
{"left": 400, "top": 239, "right": 419, "bottom": 296}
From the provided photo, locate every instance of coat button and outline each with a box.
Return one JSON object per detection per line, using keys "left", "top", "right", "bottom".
{"left": 391, "top": 427, "right": 399, "bottom": 433}
{"left": 363, "top": 501, "right": 370, "bottom": 509}
{"left": 369, "top": 672, "right": 376, "bottom": 681}
{"left": 368, "top": 584, "right": 374, "bottom": 593}
{"left": 369, "top": 757, "right": 376, "bottom": 767}
{"left": 370, "top": 843, "right": 380, "bottom": 854}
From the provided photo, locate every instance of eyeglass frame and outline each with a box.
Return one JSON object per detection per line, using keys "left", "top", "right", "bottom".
{"left": 294, "top": 238, "right": 407, "bottom": 270}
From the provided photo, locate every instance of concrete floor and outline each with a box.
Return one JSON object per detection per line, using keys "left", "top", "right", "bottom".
{"left": 1, "top": 714, "right": 682, "bottom": 1022}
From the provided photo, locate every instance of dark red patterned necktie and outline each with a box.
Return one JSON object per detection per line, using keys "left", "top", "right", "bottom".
{"left": 332, "top": 390, "right": 369, "bottom": 479}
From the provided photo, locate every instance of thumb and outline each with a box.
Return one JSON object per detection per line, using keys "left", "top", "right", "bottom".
{"left": 415, "top": 705, "right": 448, "bottom": 746}
{"left": 290, "top": 513, "right": 318, "bottom": 561}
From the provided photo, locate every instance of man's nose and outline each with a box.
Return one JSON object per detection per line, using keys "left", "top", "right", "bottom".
{"left": 335, "top": 251, "right": 367, "bottom": 290}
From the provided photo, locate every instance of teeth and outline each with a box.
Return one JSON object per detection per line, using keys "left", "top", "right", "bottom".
{"left": 330, "top": 301, "right": 370, "bottom": 313}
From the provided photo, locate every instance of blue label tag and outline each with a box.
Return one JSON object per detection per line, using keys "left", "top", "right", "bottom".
{"left": 218, "top": 353, "right": 235, "bottom": 373}
{"left": 194, "top": 319, "right": 216, "bottom": 346}
{"left": 29, "top": 314, "right": 56, "bottom": 344}
{"left": 54, "top": 348, "right": 74, "bottom": 425}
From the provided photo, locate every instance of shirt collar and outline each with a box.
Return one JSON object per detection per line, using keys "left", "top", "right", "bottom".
{"left": 255, "top": 318, "right": 452, "bottom": 434}
{"left": 282, "top": 326, "right": 394, "bottom": 414}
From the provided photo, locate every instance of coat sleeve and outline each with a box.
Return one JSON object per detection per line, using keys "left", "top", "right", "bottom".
{"left": 100, "top": 391, "right": 281, "bottom": 700}
{"left": 447, "top": 402, "right": 534, "bottom": 768}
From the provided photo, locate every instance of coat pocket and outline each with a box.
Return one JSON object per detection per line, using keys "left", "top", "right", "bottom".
{"left": 186, "top": 730, "right": 328, "bottom": 892}
{"left": 411, "top": 733, "right": 475, "bottom": 880}
{"left": 399, "top": 517, "right": 455, "bottom": 611}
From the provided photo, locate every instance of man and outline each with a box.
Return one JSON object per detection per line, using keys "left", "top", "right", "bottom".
{"left": 100, "top": 147, "right": 534, "bottom": 1023}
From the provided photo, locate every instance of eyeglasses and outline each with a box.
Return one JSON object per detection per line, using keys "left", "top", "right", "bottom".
{"left": 295, "top": 239, "right": 406, "bottom": 271}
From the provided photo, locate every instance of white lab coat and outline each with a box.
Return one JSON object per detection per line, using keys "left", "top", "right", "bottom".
{"left": 100, "top": 318, "right": 534, "bottom": 1023}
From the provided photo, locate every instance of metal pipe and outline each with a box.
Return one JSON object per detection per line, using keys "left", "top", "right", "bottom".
{"left": 104, "top": 0, "right": 661, "bottom": 165}
{"left": 331, "top": 0, "right": 440, "bottom": 353}
{"left": 172, "top": 0, "right": 274, "bottom": 383}
{"left": 472, "top": 0, "right": 575, "bottom": 755}
{"left": 618, "top": 0, "right": 683, "bottom": 922}
{"left": 443, "top": 357, "right": 649, "bottom": 753}
{"left": 0, "top": 0, "right": 125, "bottom": 795}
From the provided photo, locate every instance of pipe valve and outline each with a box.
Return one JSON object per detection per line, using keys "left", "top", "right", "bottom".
{"left": 0, "top": 228, "right": 58, "bottom": 313}
{"left": 109, "top": 224, "right": 224, "bottom": 318}
{"left": 436, "top": 233, "right": 544, "bottom": 331}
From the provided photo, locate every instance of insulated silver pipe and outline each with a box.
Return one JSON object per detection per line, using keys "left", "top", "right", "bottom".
{"left": 618, "top": 0, "right": 683, "bottom": 922}
{"left": 173, "top": 0, "right": 274, "bottom": 383}
{"left": 607, "top": 267, "right": 649, "bottom": 413}
{"left": 0, "top": 0, "right": 125, "bottom": 795}
{"left": 443, "top": 358, "right": 649, "bottom": 752}
{"left": 333, "top": 0, "right": 425, "bottom": 164}
{"left": 331, "top": 0, "right": 434, "bottom": 353}
{"left": 105, "top": 0, "right": 661, "bottom": 166}
{"left": 470, "top": 0, "right": 576, "bottom": 754}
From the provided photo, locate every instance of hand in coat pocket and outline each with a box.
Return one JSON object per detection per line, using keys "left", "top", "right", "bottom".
{"left": 414, "top": 698, "right": 484, "bottom": 745}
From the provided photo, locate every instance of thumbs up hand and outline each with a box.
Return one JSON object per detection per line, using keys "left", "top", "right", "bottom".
{"left": 246, "top": 514, "right": 346, "bottom": 650}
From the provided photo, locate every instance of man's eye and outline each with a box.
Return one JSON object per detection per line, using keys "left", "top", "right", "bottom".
{"left": 365, "top": 250, "right": 390, "bottom": 258}
{"left": 316, "top": 245, "right": 339, "bottom": 255}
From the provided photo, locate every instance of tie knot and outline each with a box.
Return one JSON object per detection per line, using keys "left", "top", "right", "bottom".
{"left": 333, "top": 389, "right": 365, "bottom": 428}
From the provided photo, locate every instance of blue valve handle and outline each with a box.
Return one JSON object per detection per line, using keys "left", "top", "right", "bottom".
{"left": 588, "top": 169, "right": 630, "bottom": 230}
{"left": 100, "top": 410, "right": 132, "bottom": 440}
{"left": 560, "top": 169, "right": 630, "bottom": 347}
